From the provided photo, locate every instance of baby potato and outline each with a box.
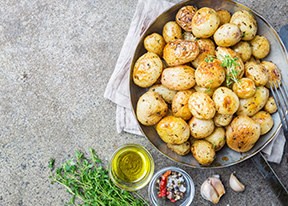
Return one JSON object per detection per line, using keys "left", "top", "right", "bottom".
{"left": 214, "top": 113, "right": 233, "bottom": 127}
{"left": 217, "top": 10, "right": 231, "bottom": 25}
{"left": 156, "top": 116, "right": 190, "bottom": 144}
{"left": 136, "top": 91, "right": 168, "bottom": 126}
{"left": 192, "top": 7, "right": 220, "bottom": 38}
{"left": 195, "top": 59, "right": 226, "bottom": 88}
{"left": 194, "top": 85, "right": 215, "bottom": 97}
{"left": 251, "top": 111, "right": 274, "bottom": 135}
{"left": 232, "top": 41, "right": 252, "bottom": 62}
{"left": 144, "top": 33, "right": 165, "bottom": 56}
{"left": 172, "top": 90, "right": 194, "bottom": 120}
{"left": 214, "top": 23, "right": 242, "bottom": 47}
{"left": 237, "top": 86, "right": 269, "bottom": 116}
{"left": 250, "top": 35, "right": 270, "bottom": 59}
{"left": 245, "top": 61, "right": 268, "bottom": 86}
{"left": 230, "top": 10, "right": 257, "bottom": 41}
{"left": 176, "top": 5, "right": 198, "bottom": 32}
{"left": 216, "top": 47, "right": 244, "bottom": 80}
{"left": 162, "top": 21, "right": 183, "bottom": 43}
{"left": 167, "top": 141, "right": 191, "bottom": 156}
{"left": 189, "top": 117, "right": 215, "bottom": 139}
{"left": 213, "top": 87, "right": 240, "bottom": 115}
{"left": 205, "top": 127, "right": 226, "bottom": 151}
{"left": 188, "top": 92, "right": 216, "bottom": 119}
{"left": 264, "top": 96, "right": 277, "bottom": 114}
{"left": 183, "top": 31, "right": 197, "bottom": 41}
{"left": 148, "top": 84, "right": 177, "bottom": 104}
{"left": 232, "top": 78, "right": 256, "bottom": 99}
{"left": 192, "top": 39, "right": 216, "bottom": 68}
{"left": 163, "top": 39, "right": 200, "bottom": 66}
{"left": 191, "top": 140, "right": 215, "bottom": 165}
{"left": 261, "top": 61, "right": 281, "bottom": 88}
{"left": 161, "top": 65, "right": 196, "bottom": 90}
{"left": 226, "top": 115, "right": 261, "bottom": 152}
{"left": 133, "top": 52, "right": 163, "bottom": 88}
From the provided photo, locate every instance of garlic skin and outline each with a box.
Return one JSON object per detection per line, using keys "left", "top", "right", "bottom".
{"left": 201, "top": 175, "right": 225, "bottom": 204}
{"left": 229, "top": 172, "right": 245, "bottom": 192}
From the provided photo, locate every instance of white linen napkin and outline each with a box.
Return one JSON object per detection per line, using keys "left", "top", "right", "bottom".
{"left": 104, "top": 0, "right": 286, "bottom": 163}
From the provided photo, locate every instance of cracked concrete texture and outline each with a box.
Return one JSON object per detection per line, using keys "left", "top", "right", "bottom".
{"left": 0, "top": 0, "right": 287, "bottom": 205}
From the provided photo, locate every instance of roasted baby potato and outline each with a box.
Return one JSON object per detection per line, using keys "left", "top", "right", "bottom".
{"left": 213, "top": 87, "right": 240, "bottom": 115}
{"left": 261, "top": 61, "right": 281, "bottom": 88}
{"left": 192, "top": 38, "right": 216, "bottom": 68}
{"left": 191, "top": 7, "right": 220, "bottom": 38}
{"left": 162, "top": 21, "right": 182, "bottom": 43}
{"left": 226, "top": 115, "right": 261, "bottom": 152}
{"left": 148, "top": 84, "right": 177, "bottom": 104}
{"left": 136, "top": 91, "right": 168, "bottom": 126}
{"left": 237, "top": 86, "right": 269, "bottom": 116}
{"left": 230, "top": 10, "right": 257, "bottom": 41}
{"left": 217, "top": 10, "right": 231, "bottom": 25}
{"left": 191, "top": 140, "right": 216, "bottom": 165}
{"left": 161, "top": 65, "right": 196, "bottom": 90}
{"left": 194, "top": 85, "right": 215, "bottom": 97}
{"left": 195, "top": 58, "right": 226, "bottom": 88}
{"left": 172, "top": 90, "right": 194, "bottom": 120}
{"left": 189, "top": 117, "right": 215, "bottom": 139}
{"left": 176, "top": 5, "right": 197, "bottom": 31}
{"left": 144, "top": 33, "right": 166, "bottom": 56}
{"left": 133, "top": 52, "right": 163, "bottom": 88}
{"left": 163, "top": 39, "right": 200, "bottom": 66}
{"left": 251, "top": 111, "right": 274, "bottom": 135}
{"left": 188, "top": 92, "right": 216, "bottom": 120}
{"left": 232, "top": 78, "right": 256, "bottom": 99}
{"left": 250, "top": 35, "right": 270, "bottom": 59}
{"left": 205, "top": 127, "right": 226, "bottom": 151}
{"left": 183, "top": 31, "right": 197, "bottom": 41}
{"left": 214, "top": 113, "right": 233, "bottom": 127}
{"left": 167, "top": 141, "right": 191, "bottom": 155}
{"left": 244, "top": 61, "right": 268, "bottom": 86}
{"left": 213, "top": 23, "right": 242, "bottom": 47}
{"left": 156, "top": 116, "right": 190, "bottom": 144}
{"left": 264, "top": 96, "right": 277, "bottom": 114}
{"left": 232, "top": 41, "right": 252, "bottom": 62}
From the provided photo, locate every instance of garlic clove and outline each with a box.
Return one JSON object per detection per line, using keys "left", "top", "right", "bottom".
{"left": 229, "top": 172, "right": 245, "bottom": 192}
{"left": 201, "top": 175, "right": 225, "bottom": 204}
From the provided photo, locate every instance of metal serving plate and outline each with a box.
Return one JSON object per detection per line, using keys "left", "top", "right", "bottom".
{"left": 129, "top": 0, "right": 288, "bottom": 168}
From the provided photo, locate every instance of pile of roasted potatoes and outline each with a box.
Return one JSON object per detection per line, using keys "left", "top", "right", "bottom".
{"left": 133, "top": 5, "right": 281, "bottom": 165}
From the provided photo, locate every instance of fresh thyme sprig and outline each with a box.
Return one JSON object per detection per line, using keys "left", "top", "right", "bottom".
{"left": 48, "top": 149, "right": 149, "bottom": 206}
{"left": 204, "top": 55, "right": 216, "bottom": 63}
{"left": 220, "top": 55, "right": 240, "bottom": 87}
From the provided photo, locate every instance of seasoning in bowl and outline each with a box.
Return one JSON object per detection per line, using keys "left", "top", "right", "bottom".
{"left": 149, "top": 166, "right": 195, "bottom": 206}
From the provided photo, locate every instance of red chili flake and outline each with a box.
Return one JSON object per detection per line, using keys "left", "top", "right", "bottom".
{"left": 158, "top": 170, "right": 171, "bottom": 198}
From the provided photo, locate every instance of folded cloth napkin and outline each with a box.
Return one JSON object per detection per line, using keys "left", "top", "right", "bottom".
{"left": 104, "top": 0, "right": 286, "bottom": 163}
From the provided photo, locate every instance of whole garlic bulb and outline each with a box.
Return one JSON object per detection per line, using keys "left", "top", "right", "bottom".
{"left": 229, "top": 172, "right": 245, "bottom": 192}
{"left": 201, "top": 175, "right": 225, "bottom": 204}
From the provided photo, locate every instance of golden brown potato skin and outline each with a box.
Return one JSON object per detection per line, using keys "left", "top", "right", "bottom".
{"left": 189, "top": 117, "right": 215, "bottom": 139}
{"left": 237, "top": 86, "right": 269, "bottom": 116}
{"left": 213, "top": 87, "right": 240, "bottom": 115}
{"left": 250, "top": 35, "right": 270, "bottom": 59}
{"left": 232, "top": 41, "right": 252, "bottom": 62}
{"left": 144, "top": 33, "right": 166, "bottom": 56}
{"left": 232, "top": 78, "right": 256, "bottom": 99}
{"left": 261, "top": 61, "right": 281, "bottom": 88}
{"left": 205, "top": 127, "right": 226, "bottom": 151}
{"left": 191, "top": 39, "right": 216, "bottom": 68}
{"left": 156, "top": 116, "right": 190, "bottom": 144}
{"left": 188, "top": 92, "right": 216, "bottom": 120}
{"left": 133, "top": 52, "right": 163, "bottom": 88}
{"left": 214, "top": 113, "right": 233, "bottom": 127}
{"left": 162, "top": 21, "right": 183, "bottom": 43}
{"left": 163, "top": 40, "right": 200, "bottom": 66}
{"left": 192, "top": 7, "right": 220, "bottom": 38}
{"left": 176, "top": 6, "right": 197, "bottom": 32}
{"left": 194, "top": 85, "right": 215, "bottom": 97}
{"left": 264, "top": 96, "right": 277, "bottom": 114}
{"left": 172, "top": 90, "right": 194, "bottom": 120}
{"left": 213, "top": 23, "right": 242, "bottom": 47}
{"left": 161, "top": 65, "right": 196, "bottom": 90}
{"left": 191, "top": 140, "right": 215, "bottom": 165}
{"left": 217, "top": 10, "right": 231, "bottom": 25}
{"left": 136, "top": 91, "right": 168, "bottom": 126}
{"left": 226, "top": 115, "right": 261, "bottom": 152}
{"left": 148, "top": 84, "right": 177, "bottom": 104}
{"left": 167, "top": 141, "right": 191, "bottom": 155}
{"left": 251, "top": 111, "right": 274, "bottom": 135}
{"left": 244, "top": 61, "right": 268, "bottom": 86}
{"left": 195, "top": 59, "right": 226, "bottom": 89}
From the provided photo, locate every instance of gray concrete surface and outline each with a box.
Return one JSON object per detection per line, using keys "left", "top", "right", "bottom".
{"left": 0, "top": 0, "right": 287, "bottom": 205}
